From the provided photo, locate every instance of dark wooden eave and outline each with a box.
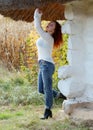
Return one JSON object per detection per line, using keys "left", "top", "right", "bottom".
{"left": 0, "top": 0, "right": 80, "bottom": 22}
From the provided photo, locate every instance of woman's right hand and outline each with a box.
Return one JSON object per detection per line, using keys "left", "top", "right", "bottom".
{"left": 34, "top": 8, "right": 43, "bottom": 18}
{"left": 36, "top": 8, "right": 42, "bottom": 14}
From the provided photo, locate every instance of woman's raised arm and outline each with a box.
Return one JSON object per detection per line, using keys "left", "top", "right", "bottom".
{"left": 34, "top": 8, "right": 53, "bottom": 43}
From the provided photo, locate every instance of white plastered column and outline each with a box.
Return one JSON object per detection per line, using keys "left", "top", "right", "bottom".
{"left": 58, "top": 0, "right": 93, "bottom": 116}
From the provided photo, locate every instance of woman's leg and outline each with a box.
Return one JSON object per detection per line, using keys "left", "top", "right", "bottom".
{"left": 52, "top": 89, "right": 58, "bottom": 98}
{"left": 38, "top": 63, "right": 66, "bottom": 100}
{"left": 42, "top": 62, "right": 55, "bottom": 109}
{"left": 38, "top": 69, "right": 58, "bottom": 97}
{"left": 42, "top": 72, "right": 53, "bottom": 109}
{"left": 38, "top": 69, "right": 44, "bottom": 94}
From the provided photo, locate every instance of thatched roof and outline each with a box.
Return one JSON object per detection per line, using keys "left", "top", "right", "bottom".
{"left": 0, "top": 0, "right": 79, "bottom": 22}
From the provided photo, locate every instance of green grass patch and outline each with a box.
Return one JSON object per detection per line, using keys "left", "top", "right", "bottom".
{"left": 0, "top": 105, "right": 89, "bottom": 130}
{"left": 0, "top": 109, "right": 24, "bottom": 120}
{"left": 0, "top": 113, "right": 12, "bottom": 120}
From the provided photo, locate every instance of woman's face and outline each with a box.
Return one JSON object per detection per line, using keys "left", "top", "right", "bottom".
{"left": 46, "top": 21, "right": 56, "bottom": 35}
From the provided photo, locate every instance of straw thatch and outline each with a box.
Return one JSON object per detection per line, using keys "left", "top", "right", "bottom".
{"left": 0, "top": 0, "right": 79, "bottom": 22}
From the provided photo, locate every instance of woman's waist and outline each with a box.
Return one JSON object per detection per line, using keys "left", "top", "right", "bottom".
{"left": 38, "top": 59, "right": 54, "bottom": 66}
{"left": 38, "top": 56, "right": 54, "bottom": 63}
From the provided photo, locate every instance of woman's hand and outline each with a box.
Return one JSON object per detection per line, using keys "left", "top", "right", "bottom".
{"left": 34, "top": 8, "right": 43, "bottom": 18}
{"left": 36, "top": 8, "right": 42, "bottom": 15}
{"left": 35, "top": 8, "right": 43, "bottom": 16}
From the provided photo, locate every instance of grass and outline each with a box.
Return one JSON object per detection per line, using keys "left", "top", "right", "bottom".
{"left": 0, "top": 66, "right": 91, "bottom": 130}
{"left": 0, "top": 113, "right": 12, "bottom": 120}
{"left": 0, "top": 68, "right": 91, "bottom": 130}
{"left": 0, "top": 105, "right": 89, "bottom": 130}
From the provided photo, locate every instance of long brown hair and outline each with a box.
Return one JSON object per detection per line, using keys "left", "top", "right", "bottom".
{"left": 52, "top": 21, "right": 63, "bottom": 48}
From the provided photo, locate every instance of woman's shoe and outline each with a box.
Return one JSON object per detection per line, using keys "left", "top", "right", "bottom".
{"left": 57, "top": 92, "right": 66, "bottom": 100}
{"left": 40, "top": 108, "right": 52, "bottom": 120}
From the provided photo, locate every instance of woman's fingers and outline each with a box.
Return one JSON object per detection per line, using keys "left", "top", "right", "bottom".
{"left": 38, "top": 9, "right": 42, "bottom": 14}
{"left": 36, "top": 8, "right": 42, "bottom": 15}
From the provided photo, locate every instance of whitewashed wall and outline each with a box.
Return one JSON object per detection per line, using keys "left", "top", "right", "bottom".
{"left": 58, "top": 0, "right": 93, "bottom": 114}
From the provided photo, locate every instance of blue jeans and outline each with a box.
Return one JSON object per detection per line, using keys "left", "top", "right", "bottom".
{"left": 38, "top": 60, "right": 58, "bottom": 109}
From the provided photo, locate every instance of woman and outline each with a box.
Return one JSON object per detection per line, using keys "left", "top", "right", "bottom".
{"left": 34, "top": 8, "right": 66, "bottom": 120}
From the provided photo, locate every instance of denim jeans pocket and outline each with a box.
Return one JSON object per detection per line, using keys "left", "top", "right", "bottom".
{"left": 39, "top": 60, "right": 55, "bottom": 74}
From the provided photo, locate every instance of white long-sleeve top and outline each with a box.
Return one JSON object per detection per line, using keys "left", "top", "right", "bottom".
{"left": 34, "top": 9, "right": 54, "bottom": 64}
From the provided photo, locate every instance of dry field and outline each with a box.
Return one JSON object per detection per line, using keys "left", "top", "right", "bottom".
{"left": 0, "top": 15, "right": 33, "bottom": 70}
